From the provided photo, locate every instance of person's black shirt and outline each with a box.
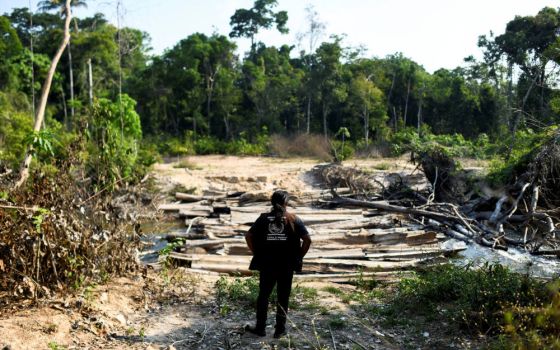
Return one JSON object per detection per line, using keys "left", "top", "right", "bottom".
{"left": 248, "top": 212, "right": 309, "bottom": 272}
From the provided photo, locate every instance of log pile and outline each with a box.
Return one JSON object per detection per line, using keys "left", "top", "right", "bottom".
{"left": 318, "top": 152, "right": 560, "bottom": 256}
{"left": 158, "top": 188, "right": 465, "bottom": 281}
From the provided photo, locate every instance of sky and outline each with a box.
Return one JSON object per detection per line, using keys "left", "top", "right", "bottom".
{"left": 1, "top": 0, "right": 559, "bottom": 73}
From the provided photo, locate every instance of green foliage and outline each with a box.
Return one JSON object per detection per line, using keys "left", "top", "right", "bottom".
{"left": 216, "top": 274, "right": 261, "bottom": 315}
{"left": 47, "top": 341, "right": 66, "bottom": 350}
{"left": 328, "top": 315, "right": 348, "bottom": 329}
{"left": 487, "top": 126, "right": 558, "bottom": 185}
{"left": 158, "top": 238, "right": 185, "bottom": 257}
{"left": 390, "top": 126, "right": 494, "bottom": 159}
{"left": 24, "top": 130, "right": 57, "bottom": 157}
{"left": 229, "top": 0, "right": 288, "bottom": 51}
{"left": 88, "top": 94, "right": 143, "bottom": 187}
{"left": 147, "top": 129, "right": 269, "bottom": 157}
{"left": 224, "top": 130, "right": 269, "bottom": 155}
{"left": 0, "top": 92, "right": 33, "bottom": 167}
{"left": 215, "top": 275, "right": 319, "bottom": 315}
{"left": 385, "top": 263, "right": 551, "bottom": 336}
{"left": 330, "top": 139, "right": 355, "bottom": 161}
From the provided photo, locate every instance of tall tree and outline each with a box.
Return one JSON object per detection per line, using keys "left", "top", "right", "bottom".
{"left": 348, "top": 74, "right": 387, "bottom": 145}
{"left": 296, "top": 4, "right": 325, "bottom": 134}
{"left": 16, "top": 0, "right": 72, "bottom": 188}
{"left": 229, "top": 0, "right": 288, "bottom": 56}
{"left": 312, "top": 38, "right": 347, "bottom": 139}
{"left": 38, "top": 0, "right": 87, "bottom": 127}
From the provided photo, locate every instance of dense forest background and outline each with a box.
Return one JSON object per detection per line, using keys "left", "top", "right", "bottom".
{"left": 1, "top": 0, "right": 560, "bottom": 173}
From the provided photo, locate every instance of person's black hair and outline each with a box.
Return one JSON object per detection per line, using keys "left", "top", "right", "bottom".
{"left": 271, "top": 190, "right": 289, "bottom": 209}
{"left": 271, "top": 190, "right": 294, "bottom": 229}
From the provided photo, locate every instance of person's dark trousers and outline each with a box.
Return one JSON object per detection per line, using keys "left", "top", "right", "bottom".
{"left": 256, "top": 267, "right": 294, "bottom": 331}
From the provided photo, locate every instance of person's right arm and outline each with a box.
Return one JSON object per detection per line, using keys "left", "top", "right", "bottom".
{"left": 295, "top": 217, "right": 311, "bottom": 258}
{"left": 245, "top": 231, "right": 255, "bottom": 254}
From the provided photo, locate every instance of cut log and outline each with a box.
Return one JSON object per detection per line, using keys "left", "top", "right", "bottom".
{"left": 229, "top": 206, "right": 363, "bottom": 216}
{"left": 168, "top": 253, "right": 427, "bottom": 274}
{"left": 176, "top": 192, "right": 228, "bottom": 202}
{"left": 310, "top": 217, "right": 393, "bottom": 230}
{"left": 293, "top": 271, "right": 410, "bottom": 283}
{"left": 178, "top": 209, "right": 213, "bottom": 218}
{"left": 239, "top": 191, "right": 271, "bottom": 205}
{"left": 305, "top": 258, "right": 426, "bottom": 271}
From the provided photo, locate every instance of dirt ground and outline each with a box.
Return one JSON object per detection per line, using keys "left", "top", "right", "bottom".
{"left": 0, "top": 156, "right": 480, "bottom": 350}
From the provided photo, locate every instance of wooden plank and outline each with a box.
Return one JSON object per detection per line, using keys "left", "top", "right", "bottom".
{"left": 229, "top": 206, "right": 363, "bottom": 216}
{"left": 191, "top": 261, "right": 251, "bottom": 275}
{"left": 293, "top": 271, "right": 411, "bottom": 282}
{"left": 170, "top": 254, "right": 420, "bottom": 272}
{"left": 406, "top": 231, "right": 438, "bottom": 245}
{"left": 305, "top": 258, "right": 423, "bottom": 271}
{"left": 178, "top": 209, "right": 213, "bottom": 218}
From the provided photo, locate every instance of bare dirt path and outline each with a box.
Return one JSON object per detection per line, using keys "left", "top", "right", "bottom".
{"left": 0, "top": 156, "right": 476, "bottom": 350}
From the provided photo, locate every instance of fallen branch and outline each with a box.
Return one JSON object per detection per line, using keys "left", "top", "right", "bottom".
{"left": 328, "top": 191, "right": 475, "bottom": 228}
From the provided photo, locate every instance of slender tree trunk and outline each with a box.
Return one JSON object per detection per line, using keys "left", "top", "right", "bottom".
{"left": 403, "top": 77, "right": 411, "bottom": 126}
{"left": 392, "top": 106, "right": 398, "bottom": 132}
{"left": 363, "top": 105, "right": 369, "bottom": 147}
{"left": 223, "top": 114, "right": 231, "bottom": 140}
{"left": 540, "top": 62, "right": 546, "bottom": 119}
{"left": 306, "top": 96, "right": 311, "bottom": 134}
{"left": 506, "top": 62, "right": 514, "bottom": 130}
{"left": 387, "top": 73, "right": 396, "bottom": 131}
{"left": 322, "top": 101, "right": 328, "bottom": 140}
{"left": 417, "top": 81, "right": 424, "bottom": 135}
{"left": 15, "top": 0, "right": 72, "bottom": 188}
{"left": 60, "top": 85, "right": 68, "bottom": 126}
{"left": 87, "top": 58, "right": 93, "bottom": 106}
{"left": 205, "top": 65, "right": 219, "bottom": 135}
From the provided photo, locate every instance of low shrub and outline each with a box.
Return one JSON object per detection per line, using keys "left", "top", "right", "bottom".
{"left": 384, "top": 263, "right": 558, "bottom": 346}
{"left": 0, "top": 159, "right": 141, "bottom": 305}
{"left": 389, "top": 126, "right": 494, "bottom": 159}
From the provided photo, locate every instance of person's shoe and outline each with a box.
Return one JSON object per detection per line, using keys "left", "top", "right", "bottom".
{"left": 244, "top": 324, "right": 266, "bottom": 337}
{"left": 273, "top": 327, "right": 287, "bottom": 338}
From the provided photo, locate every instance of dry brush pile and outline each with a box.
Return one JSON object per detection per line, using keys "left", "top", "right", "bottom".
{"left": 316, "top": 136, "right": 560, "bottom": 256}
{"left": 0, "top": 158, "right": 150, "bottom": 307}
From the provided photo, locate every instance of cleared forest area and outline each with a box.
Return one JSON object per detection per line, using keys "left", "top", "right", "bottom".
{"left": 1, "top": 0, "right": 560, "bottom": 349}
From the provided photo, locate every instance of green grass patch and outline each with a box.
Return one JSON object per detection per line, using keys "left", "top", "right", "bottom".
{"left": 172, "top": 159, "right": 202, "bottom": 170}
{"left": 215, "top": 275, "right": 320, "bottom": 315}
{"left": 328, "top": 314, "right": 348, "bottom": 329}
{"left": 169, "top": 184, "right": 197, "bottom": 195}
{"left": 373, "top": 162, "right": 391, "bottom": 170}
{"left": 381, "top": 263, "right": 559, "bottom": 347}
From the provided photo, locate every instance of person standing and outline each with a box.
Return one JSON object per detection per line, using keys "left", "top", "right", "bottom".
{"left": 244, "top": 190, "right": 312, "bottom": 338}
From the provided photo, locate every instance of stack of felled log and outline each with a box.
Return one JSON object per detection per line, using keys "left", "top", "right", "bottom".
{"left": 158, "top": 187, "right": 466, "bottom": 282}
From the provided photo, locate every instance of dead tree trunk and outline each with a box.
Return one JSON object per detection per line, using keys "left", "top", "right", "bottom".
{"left": 15, "top": 0, "right": 72, "bottom": 189}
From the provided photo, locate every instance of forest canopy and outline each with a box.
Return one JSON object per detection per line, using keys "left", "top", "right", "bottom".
{"left": 0, "top": 2, "right": 559, "bottom": 169}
